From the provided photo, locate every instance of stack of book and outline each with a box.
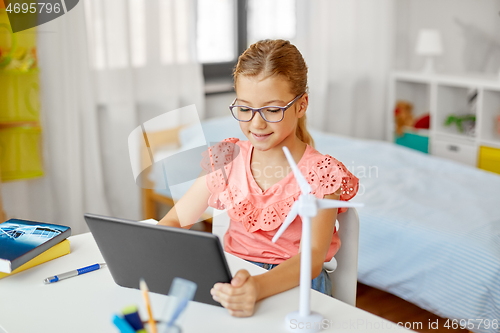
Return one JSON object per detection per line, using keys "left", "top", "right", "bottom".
{"left": 0, "top": 219, "right": 71, "bottom": 279}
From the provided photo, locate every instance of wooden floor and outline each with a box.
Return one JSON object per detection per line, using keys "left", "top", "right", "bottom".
{"left": 356, "top": 283, "right": 468, "bottom": 333}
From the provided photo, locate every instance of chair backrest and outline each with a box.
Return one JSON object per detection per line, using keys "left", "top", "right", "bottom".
{"left": 328, "top": 208, "right": 359, "bottom": 307}
{"left": 211, "top": 208, "right": 359, "bottom": 306}
{"left": 212, "top": 210, "right": 230, "bottom": 248}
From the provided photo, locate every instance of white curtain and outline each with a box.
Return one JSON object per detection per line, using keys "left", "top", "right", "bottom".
{"left": 295, "top": 0, "right": 395, "bottom": 140}
{"left": 2, "top": 0, "right": 205, "bottom": 234}
{"left": 2, "top": 2, "right": 110, "bottom": 235}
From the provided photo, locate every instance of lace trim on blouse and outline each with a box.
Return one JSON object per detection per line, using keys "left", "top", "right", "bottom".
{"left": 201, "top": 138, "right": 359, "bottom": 232}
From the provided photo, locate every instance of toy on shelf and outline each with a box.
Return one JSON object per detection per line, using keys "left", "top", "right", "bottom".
{"left": 2, "top": 46, "right": 37, "bottom": 72}
{"left": 496, "top": 114, "right": 500, "bottom": 136}
{"left": 467, "top": 89, "right": 478, "bottom": 114}
{"left": 0, "top": 23, "right": 16, "bottom": 69}
{"left": 444, "top": 114, "right": 476, "bottom": 136}
{"left": 394, "top": 100, "right": 414, "bottom": 136}
{"left": 413, "top": 113, "right": 430, "bottom": 130}
{"left": 394, "top": 100, "right": 430, "bottom": 136}
{"left": 0, "top": 18, "right": 37, "bottom": 72}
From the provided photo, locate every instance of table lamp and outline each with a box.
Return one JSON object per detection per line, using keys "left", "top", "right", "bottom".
{"left": 272, "top": 146, "right": 363, "bottom": 333}
{"left": 415, "top": 29, "right": 443, "bottom": 73}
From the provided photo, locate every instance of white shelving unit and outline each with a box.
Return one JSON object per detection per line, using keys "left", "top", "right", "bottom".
{"left": 388, "top": 71, "right": 500, "bottom": 170}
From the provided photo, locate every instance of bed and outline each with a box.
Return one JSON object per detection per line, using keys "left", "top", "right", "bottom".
{"left": 149, "top": 115, "right": 500, "bottom": 333}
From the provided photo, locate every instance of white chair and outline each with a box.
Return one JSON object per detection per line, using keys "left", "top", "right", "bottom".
{"left": 323, "top": 208, "right": 359, "bottom": 307}
{"left": 212, "top": 210, "right": 231, "bottom": 248}
{"left": 211, "top": 208, "right": 359, "bottom": 307}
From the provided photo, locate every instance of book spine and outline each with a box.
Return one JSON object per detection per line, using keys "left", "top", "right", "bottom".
{"left": 0, "top": 239, "right": 70, "bottom": 279}
{"left": 10, "top": 228, "right": 71, "bottom": 273}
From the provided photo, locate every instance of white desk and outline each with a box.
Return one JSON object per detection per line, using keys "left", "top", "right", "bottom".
{"left": 0, "top": 233, "right": 413, "bottom": 333}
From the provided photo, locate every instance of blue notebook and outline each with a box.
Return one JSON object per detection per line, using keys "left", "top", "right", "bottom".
{"left": 0, "top": 219, "right": 71, "bottom": 273}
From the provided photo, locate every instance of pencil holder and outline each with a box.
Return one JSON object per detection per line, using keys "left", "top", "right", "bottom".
{"left": 144, "top": 321, "right": 182, "bottom": 333}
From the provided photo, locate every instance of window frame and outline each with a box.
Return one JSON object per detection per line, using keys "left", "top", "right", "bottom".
{"left": 201, "top": 0, "right": 247, "bottom": 83}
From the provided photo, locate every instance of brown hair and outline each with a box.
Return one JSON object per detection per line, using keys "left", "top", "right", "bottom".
{"left": 233, "top": 39, "right": 315, "bottom": 148}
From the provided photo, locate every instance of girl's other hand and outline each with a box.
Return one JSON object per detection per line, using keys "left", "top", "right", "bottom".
{"left": 210, "top": 269, "right": 259, "bottom": 317}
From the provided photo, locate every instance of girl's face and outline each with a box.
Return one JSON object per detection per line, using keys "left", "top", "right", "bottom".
{"left": 234, "top": 74, "right": 307, "bottom": 152}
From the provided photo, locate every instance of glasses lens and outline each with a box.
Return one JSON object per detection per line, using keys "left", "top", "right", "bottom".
{"left": 262, "top": 108, "right": 284, "bottom": 122}
{"left": 231, "top": 106, "right": 252, "bottom": 121}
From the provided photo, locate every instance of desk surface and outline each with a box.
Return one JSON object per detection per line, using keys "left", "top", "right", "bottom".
{"left": 0, "top": 233, "right": 413, "bottom": 333}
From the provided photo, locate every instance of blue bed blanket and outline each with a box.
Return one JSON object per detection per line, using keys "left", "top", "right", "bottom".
{"left": 152, "top": 116, "right": 500, "bottom": 332}
{"left": 311, "top": 130, "right": 500, "bottom": 333}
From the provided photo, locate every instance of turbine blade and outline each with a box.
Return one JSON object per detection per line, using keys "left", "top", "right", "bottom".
{"left": 272, "top": 202, "right": 299, "bottom": 243}
{"left": 282, "top": 146, "right": 312, "bottom": 194}
{"left": 317, "top": 199, "right": 364, "bottom": 209}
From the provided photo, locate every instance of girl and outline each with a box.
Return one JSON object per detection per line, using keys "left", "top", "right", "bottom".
{"left": 159, "top": 39, "right": 359, "bottom": 317}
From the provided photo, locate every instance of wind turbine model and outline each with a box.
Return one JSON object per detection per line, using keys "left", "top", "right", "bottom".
{"left": 272, "top": 146, "right": 364, "bottom": 333}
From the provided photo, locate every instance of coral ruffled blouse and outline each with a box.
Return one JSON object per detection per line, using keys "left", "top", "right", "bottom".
{"left": 200, "top": 138, "right": 359, "bottom": 264}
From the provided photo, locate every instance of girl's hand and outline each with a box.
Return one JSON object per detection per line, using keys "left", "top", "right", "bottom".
{"left": 210, "top": 269, "right": 260, "bottom": 317}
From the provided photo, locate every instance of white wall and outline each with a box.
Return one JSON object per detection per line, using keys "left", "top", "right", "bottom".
{"left": 395, "top": 0, "right": 500, "bottom": 74}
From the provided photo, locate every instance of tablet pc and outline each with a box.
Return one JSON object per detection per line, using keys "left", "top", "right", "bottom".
{"left": 84, "top": 213, "right": 232, "bottom": 306}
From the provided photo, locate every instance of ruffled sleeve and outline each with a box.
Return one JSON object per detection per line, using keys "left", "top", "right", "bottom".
{"left": 200, "top": 138, "right": 240, "bottom": 210}
{"left": 307, "top": 154, "right": 359, "bottom": 214}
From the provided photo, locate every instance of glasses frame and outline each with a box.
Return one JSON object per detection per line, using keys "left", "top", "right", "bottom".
{"left": 229, "top": 92, "right": 305, "bottom": 123}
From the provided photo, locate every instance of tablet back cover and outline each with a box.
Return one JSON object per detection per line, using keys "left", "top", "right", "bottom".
{"left": 84, "top": 213, "right": 231, "bottom": 306}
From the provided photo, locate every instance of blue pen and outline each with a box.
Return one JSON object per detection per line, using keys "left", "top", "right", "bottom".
{"left": 112, "top": 314, "right": 136, "bottom": 333}
{"left": 167, "top": 297, "right": 189, "bottom": 328}
{"left": 43, "top": 263, "right": 107, "bottom": 284}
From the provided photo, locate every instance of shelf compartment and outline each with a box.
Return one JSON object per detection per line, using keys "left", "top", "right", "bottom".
{"left": 479, "top": 89, "right": 500, "bottom": 144}
{"left": 435, "top": 84, "right": 477, "bottom": 139}
{"left": 394, "top": 80, "right": 430, "bottom": 120}
{"left": 0, "top": 126, "right": 43, "bottom": 181}
{"left": 0, "top": 70, "right": 40, "bottom": 123}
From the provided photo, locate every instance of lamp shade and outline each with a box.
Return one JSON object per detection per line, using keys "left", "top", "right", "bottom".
{"left": 415, "top": 29, "right": 443, "bottom": 56}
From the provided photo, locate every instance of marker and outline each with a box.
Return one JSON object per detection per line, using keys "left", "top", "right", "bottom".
{"left": 112, "top": 314, "right": 136, "bottom": 333}
{"left": 43, "top": 263, "right": 106, "bottom": 284}
{"left": 122, "top": 305, "right": 147, "bottom": 333}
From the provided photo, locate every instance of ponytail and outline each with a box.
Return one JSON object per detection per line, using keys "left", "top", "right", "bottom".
{"left": 296, "top": 116, "right": 315, "bottom": 148}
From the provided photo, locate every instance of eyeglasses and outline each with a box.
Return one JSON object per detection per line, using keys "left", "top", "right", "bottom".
{"left": 229, "top": 92, "right": 305, "bottom": 123}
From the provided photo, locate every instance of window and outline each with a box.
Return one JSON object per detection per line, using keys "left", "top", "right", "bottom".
{"left": 198, "top": 0, "right": 296, "bottom": 82}
{"left": 247, "top": 0, "right": 296, "bottom": 46}
{"left": 196, "top": 0, "right": 236, "bottom": 63}
{"left": 83, "top": 0, "right": 297, "bottom": 76}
